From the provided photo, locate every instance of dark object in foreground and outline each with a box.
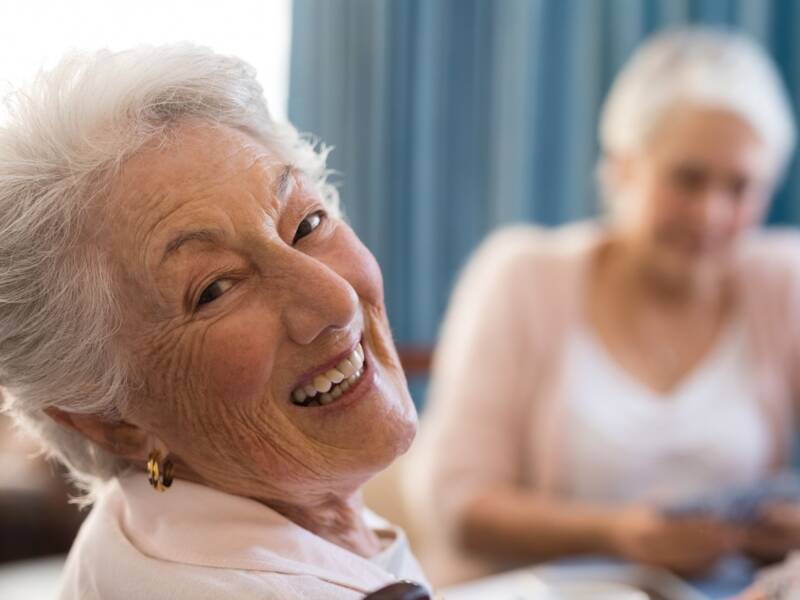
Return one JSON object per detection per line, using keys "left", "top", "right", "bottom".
{"left": 0, "top": 483, "right": 85, "bottom": 563}
{"left": 363, "top": 581, "right": 431, "bottom": 600}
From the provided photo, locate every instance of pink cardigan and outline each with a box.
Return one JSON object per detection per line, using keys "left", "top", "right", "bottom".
{"left": 407, "top": 222, "right": 800, "bottom": 584}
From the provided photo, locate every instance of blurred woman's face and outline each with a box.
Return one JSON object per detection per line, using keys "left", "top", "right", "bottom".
{"left": 615, "top": 105, "right": 775, "bottom": 280}
{"left": 101, "top": 124, "right": 417, "bottom": 507}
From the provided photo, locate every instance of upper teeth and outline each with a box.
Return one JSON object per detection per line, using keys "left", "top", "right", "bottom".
{"left": 292, "top": 343, "right": 365, "bottom": 406}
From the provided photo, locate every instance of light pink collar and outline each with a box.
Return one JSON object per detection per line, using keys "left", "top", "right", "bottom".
{"left": 110, "top": 475, "right": 397, "bottom": 593}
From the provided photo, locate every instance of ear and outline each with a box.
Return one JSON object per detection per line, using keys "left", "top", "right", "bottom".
{"left": 43, "top": 407, "right": 167, "bottom": 463}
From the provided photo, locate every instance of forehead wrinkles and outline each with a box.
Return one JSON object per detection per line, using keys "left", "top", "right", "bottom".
{"left": 133, "top": 142, "right": 274, "bottom": 216}
{"left": 119, "top": 142, "right": 279, "bottom": 247}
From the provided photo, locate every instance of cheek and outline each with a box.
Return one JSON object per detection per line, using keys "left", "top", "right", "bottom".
{"left": 649, "top": 184, "right": 707, "bottom": 240}
{"left": 633, "top": 188, "right": 680, "bottom": 236}
{"left": 649, "top": 181, "right": 688, "bottom": 220}
{"left": 200, "top": 309, "right": 279, "bottom": 406}
{"left": 625, "top": 171, "right": 674, "bottom": 228}
{"left": 328, "top": 225, "right": 385, "bottom": 307}
{"left": 734, "top": 199, "right": 765, "bottom": 232}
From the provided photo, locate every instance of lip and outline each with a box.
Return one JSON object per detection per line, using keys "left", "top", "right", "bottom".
{"left": 291, "top": 337, "right": 361, "bottom": 393}
{"left": 289, "top": 345, "right": 375, "bottom": 413}
{"left": 678, "top": 237, "right": 719, "bottom": 256}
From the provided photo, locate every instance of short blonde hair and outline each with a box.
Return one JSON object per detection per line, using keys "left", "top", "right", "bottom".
{"left": 598, "top": 27, "right": 796, "bottom": 197}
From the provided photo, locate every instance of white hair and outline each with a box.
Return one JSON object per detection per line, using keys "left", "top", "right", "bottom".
{"left": 0, "top": 44, "right": 339, "bottom": 500}
{"left": 598, "top": 27, "right": 796, "bottom": 197}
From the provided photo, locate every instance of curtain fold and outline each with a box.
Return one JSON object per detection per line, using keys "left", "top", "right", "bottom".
{"left": 289, "top": 0, "right": 800, "bottom": 348}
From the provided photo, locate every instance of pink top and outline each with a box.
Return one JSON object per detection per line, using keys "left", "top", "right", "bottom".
{"left": 59, "top": 474, "right": 429, "bottom": 599}
{"left": 407, "top": 222, "right": 800, "bottom": 584}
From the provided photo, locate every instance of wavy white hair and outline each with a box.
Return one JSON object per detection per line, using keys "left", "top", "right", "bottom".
{"left": 598, "top": 27, "right": 796, "bottom": 200}
{"left": 0, "top": 44, "right": 339, "bottom": 499}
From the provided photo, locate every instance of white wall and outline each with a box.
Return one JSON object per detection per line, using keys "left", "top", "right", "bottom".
{"left": 0, "top": 0, "right": 292, "bottom": 120}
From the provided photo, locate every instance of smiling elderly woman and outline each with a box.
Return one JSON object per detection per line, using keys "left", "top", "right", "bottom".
{"left": 0, "top": 46, "right": 427, "bottom": 599}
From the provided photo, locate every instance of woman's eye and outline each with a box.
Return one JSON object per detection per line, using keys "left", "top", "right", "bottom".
{"left": 293, "top": 211, "right": 324, "bottom": 244}
{"left": 728, "top": 177, "right": 749, "bottom": 200}
{"left": 197, "top": 280, "right": 233, "bottom": 307}
{"left": 671, "top": 166, "right": 706, "bottom": 193}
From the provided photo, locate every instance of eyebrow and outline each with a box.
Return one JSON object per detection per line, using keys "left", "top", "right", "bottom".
{"left": 276, "top": 165, "right": 294, "bottom": 201}
{"left": 158, "top": 164, "right": 295, "bottom": 266}
{"left": 160, "top": 228, "right": 225, "bottom": 266}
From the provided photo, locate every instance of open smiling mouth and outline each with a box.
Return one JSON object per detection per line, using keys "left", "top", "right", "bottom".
{"left": 291, "top": 343, "right": 366, "bottom": 407}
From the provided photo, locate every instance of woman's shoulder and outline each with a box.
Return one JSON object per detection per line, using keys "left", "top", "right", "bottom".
{"left": 476, "top": 220, "right": 601, "bottom": 259}
{"left": 737, "top": 228, "right": 800, "bottom": 296}
{"left": 739, "top": 228, "right": 800, "bottom": 265}
{"left": 464, "top": 221, "right": 603, "bottom": 287}
{"left": 59, "top": 481, "right": 380, "bottom": 600}
{"left": 736, "top": 230, "right": 800, "bottom": 353}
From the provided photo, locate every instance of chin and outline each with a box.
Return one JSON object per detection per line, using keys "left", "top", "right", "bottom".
{"left": 366, "top": 378, "right": 418, "bottom": 469}
{"left": 652, "top": 245, "right": 723, "bottom": 290}
{"left": 362, "top": 307, "right": 418, "bottom": 453}
{"left": 350, "top": 359, "right": 417, "bottom": 474}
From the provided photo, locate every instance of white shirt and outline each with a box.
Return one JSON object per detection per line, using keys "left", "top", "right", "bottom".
{"left": 59, "top": 475, "right": 430, "bottom": 599}
{"left": 559, "top": 320, "right": 771, "bottom": 505}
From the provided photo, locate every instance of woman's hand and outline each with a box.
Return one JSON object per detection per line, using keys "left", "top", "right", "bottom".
{"left": 609, "top": 507, "right": 744, "bottom": 577}
{"left": 735, "top": 551, "right": 800, "bottom": 599}
{"left": 734, "top": 586, "right": 766, "bottom": 600}
{"left": 744, "top": 503, "right": 800, "bottom": 563}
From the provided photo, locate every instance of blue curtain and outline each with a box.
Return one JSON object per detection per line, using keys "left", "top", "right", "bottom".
{"left": 289, "top": 0, "right": 800, "bottom": 352}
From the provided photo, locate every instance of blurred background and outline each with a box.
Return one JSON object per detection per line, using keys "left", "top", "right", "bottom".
{"left": 1, "top": 0, "right": 799, "bottom": 597}
{"left": 289, "top": 0, "right": 800, "bottom": 405}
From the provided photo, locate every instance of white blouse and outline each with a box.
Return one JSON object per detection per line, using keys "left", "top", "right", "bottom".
{"left": 559, "top": 320, "right": 772, "bottom": 505}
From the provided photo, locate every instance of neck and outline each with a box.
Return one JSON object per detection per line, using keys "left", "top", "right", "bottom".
{"left": 608, "top": 236, "right": 730, "bottom": 311}
{"left": 170, "top": 465, "right": 383, "bottom": 559}
{"left": 268, "top": 491, "right": 382, "bottom": 558}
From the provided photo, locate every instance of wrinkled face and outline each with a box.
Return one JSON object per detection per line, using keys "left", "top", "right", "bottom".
{"left": 101, "top": 124, "right": 417, "bottom": 504}
{"left": 615, "top": 105, "right": 775, "bottom": 279}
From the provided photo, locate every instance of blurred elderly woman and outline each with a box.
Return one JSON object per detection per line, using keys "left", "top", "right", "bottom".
{"left": 411, "top": 27, "right": 800, "bottom": 585}
{"left": 0, "top": 46, "right": 427, "bottom": 599}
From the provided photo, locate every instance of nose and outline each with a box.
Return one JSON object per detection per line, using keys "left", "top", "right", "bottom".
{"left": 693, "top": 188, "right": 735, "bottom": 232}
{"left": 279, "top": 252, "right": 359, "bottom": 345}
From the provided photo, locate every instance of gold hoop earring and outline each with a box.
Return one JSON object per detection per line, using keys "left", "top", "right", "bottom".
{"left": 146, "top": 450, "right": 174, "bottom": 492}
